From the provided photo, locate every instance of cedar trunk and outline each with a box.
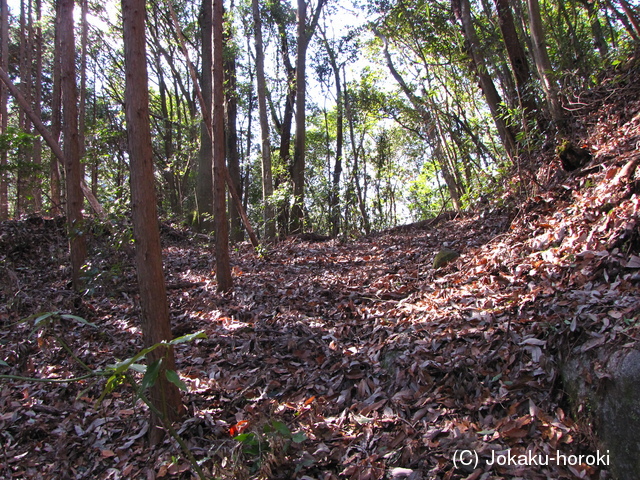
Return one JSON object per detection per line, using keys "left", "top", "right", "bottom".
{"left": 213, "top": 0, "right": 232, "bottom": 291}
{"left": 0, "top": 0, "right": 8, "bottom": 218}
{"left": 196, "top": 0, "right": 214, "bottom": 232}
{"left": 291, "top": 0, "right": 308, "bottom": 233}
{"left": 59, "top": 0, "right": 87, "bottom": 290}
{"left": 121, "top": 0, "right": 184, "bottom": 443}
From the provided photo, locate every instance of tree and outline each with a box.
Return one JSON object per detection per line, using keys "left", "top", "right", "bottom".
{"left": 319, "top": 26, "right": 344, "bottom": 236}
{"left": 224, "top": 11, "right": 243, "bottom": 243}
{"left": 59, "top": 0, "right": 87, "bottom": 290}
{"left": 494, "top": 0, "right": 539, "bottom": 124}
{"left": 49, "top": 0, "right": 63, "bottom": 216}
{"left": 452, "top": 0, "right": 517, "bottom": 159}
{"left": 121, "top": 0, "right": 184, "bottom": 443}
{"left": 290, "top": 0, "right": 327, "bottom": 233}
{"left": 0, "top": 0, "right": 8, "bottom": 219}
{"left": 212, "top": 0, "right": 232, "bottom": 291}
{"left": 252, "top": 0, "right": 276, "bottom": 240}
{"left": 196, "top": 0, "right": 214, "bottom": 232}
{"left": 527, "top": 0, "right": 566, "bottom": 132}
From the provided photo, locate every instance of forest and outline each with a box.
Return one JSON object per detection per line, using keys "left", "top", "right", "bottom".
{"left": 1, "top": 0, "right": 640, "bottom": 478}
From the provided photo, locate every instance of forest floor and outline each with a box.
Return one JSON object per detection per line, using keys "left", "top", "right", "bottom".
{"left": 2, "top": 62, "right": 640, "bottom": 480}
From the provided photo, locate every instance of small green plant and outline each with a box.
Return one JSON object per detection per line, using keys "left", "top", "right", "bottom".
{"left": 0, "top": 312, "right": 209, "bottom": 479}
{"left": 233, "top": 419, "right": 308, "bottom": 474}
{"left": 254, "top": 243, "right": 268, "bottom": 258}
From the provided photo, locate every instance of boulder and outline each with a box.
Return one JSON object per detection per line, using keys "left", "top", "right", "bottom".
{"left": 562, "top": 346, "right": 640, "bottom": 479}
{"left": 433, "top": 248, "right": 460, "bottom": 269}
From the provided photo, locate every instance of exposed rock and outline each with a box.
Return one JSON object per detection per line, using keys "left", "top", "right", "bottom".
{"left": 557, "top": 140, "right": 592, "bottom": 171}
{"left": 562, "top": 345, "right": 640, "bottom": 479}
{"left": 433, "top": 248, "right": 460, "bottom": 269}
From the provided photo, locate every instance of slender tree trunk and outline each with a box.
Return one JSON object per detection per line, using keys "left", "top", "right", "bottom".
{"left": 197, "top": 0, "right": 214, "bottom": 231}
{"left": 0, "top": 0, "right": 9, "bottom": 219}
{"left": 32, "top": 0, "right": 42, "bottom": 212}
{"left": 291, "top": 0, "right": 308, "bottom": 233}
{"left": 376, "top": 30, "right": 463, "bottom": 210}
{"left": 618, "top": 0, "right": 640, "bottom": 39}
{"left": 121, "top": 0, "right": 184, "bottom": 444}
{"left": 344, "top": 82, "right": 371, "bottom": 234}
{"left": 212, "top": 0, "right": 232, "bottom": 291}
{"left": 252, "top": 0, "right": 275, "bottom": 240}
{"left": 276, "top": 9, "right": 296, "bottom": 237}
{"left": 320, "top": 30, "right": 343, "bottom": 236}
{"left": 453, "top": 0, "right": 518, "bottom": 159}
{"left": 290, "top": 0, "right": 326, "bottom": 233}
{"left": 17, "top": 0, "right": 31, "bottom": 215}
{"left": 49, "top": 3, "right": 62, "bottom": 216}
{"left": 224, "top": 21, "right": 243, "bottom": 243}
{"left": 578, "top": 0, "right": 608, "bottom": 59}
{"left": 59, "top": 0, "right": 87, "bottom": 290}
{"left": 79, "top": 0, "right": 88, "bottom": 176}
{"left": 527, "top": 0, "right": 566, "bottom": 132}
{"left": 494, "top": 0, "right": 539, "bottom": 122}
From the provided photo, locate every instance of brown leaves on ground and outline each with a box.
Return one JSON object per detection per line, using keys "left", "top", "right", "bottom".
{"left": 1, "top": 64, "right": 640, "bottom": 480}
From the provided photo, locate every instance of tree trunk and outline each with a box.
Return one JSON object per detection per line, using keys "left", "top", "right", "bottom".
{"left": 618, "top": 0, "right": 640, "bottom": 39}
{"left": 79, "top": 0, "right": 88, "bottom": 178}
{"left": 121, "top": 0, "right": 184, "bottom": 444}
{"left": 50, "top": 0, "right": 62, "bottom": 216}
{"left": 527, "top": 0, "right": 566, "bottom": 132}
{"left": 376, "top": 30, "right": 463, "bottom": 210}
{"left": 321, "top": 30, "right": 343, "bottom": 237}
{"left": 578, "top": 0, "right": 608, "bottom": 59}
{"left": 17, "top": 0, "right": 32, "bottom": 215}
{"left": 494, "top": 0, "right": 539, "bottom": 122}
{"left": 344, "top": 82, "right": 371, "bottom": 234}
{"left": 453, "top": 0, "right": 518, "bottom": 159}
{"left": 291, "top": 0, "right": 308, "bottom": 234}
{"left": 59, "top": 0, "right": 87, "bottom": 290}
{"left": 0, "top": 0, "right": 8, "bottom": 219}
{"left": 252, "top": 0, "right": 276, "bottom": 240}
{"left": 32, "top": 0, "right": 43, "bottom": 212}
{"left": 224, "top": 30, "right": 243, "bottom": 243}
{"left": 212, "top": 0, "right": 232, "bottom": 291}
{"left": 275, "top": 4, "right": 296, "bottom": 237}
{"left": 290, "top": 0, "right": 326, "bottom": 233}
{"left": 196, "top": 0, "right": 214, "bottom": 232}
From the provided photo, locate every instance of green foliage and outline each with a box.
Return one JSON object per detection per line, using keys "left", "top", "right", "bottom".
{"left": 1, "top": 312, "right": 208, "bottom": 478}
{"left": 233, "top": 419, "right": 308, "bottom": 474}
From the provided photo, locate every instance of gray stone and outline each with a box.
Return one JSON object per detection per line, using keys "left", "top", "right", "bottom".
{"left": 562, "top": 346, "right": 640, "bottom": 479}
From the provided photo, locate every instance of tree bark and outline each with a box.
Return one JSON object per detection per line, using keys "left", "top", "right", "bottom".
{"left": 0, "top": 0, "right": 8, "bottom": 219}
{"left": 50, "top": 1, "right": 62, "bottom": 216}
{"left": 32, "top": 0, "right": 43, "bottom": 212}
{"left": 494, "top": 0, "right": 539, "bottom": 122}
{"left": 577, "top": 0, "right": 608, "bottom": 59}
{"left": 527, "top": 0, "right": 566, "bottom": 132}
{"left": 196, "top": 0, "right": 214, "bottom": 232}
{"left": 224, "top": 28, "right": 243, "bottom": 243}
{"left": 121, "top": 0, "right": 184, "bottom": 444}
{"left": 59, "top": 0, "right": 87, "bottom": 290}
{"left": 453, "top": 0, "right": 518, "bottom": 159}
{"left": 213, "top": 0, "right": 232, "bottom": 292}
{"left": 618, "top": 0, "right": 640, "bottom": 39}
{"left": 320, "top": 29, "right": 343, "bottom": 236}
{"left": 252, "top": 0, "right": 276, "bottom": 240}
{"left": 291, "top": 0, "right": 307, "bottom": 234}
{"left": 291, "top": 0, "right": 326, "bottom": 234}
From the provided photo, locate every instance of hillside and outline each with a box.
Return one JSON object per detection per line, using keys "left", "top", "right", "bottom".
{"left": 1, "top": 61, "right": 640, "bottom": 479}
